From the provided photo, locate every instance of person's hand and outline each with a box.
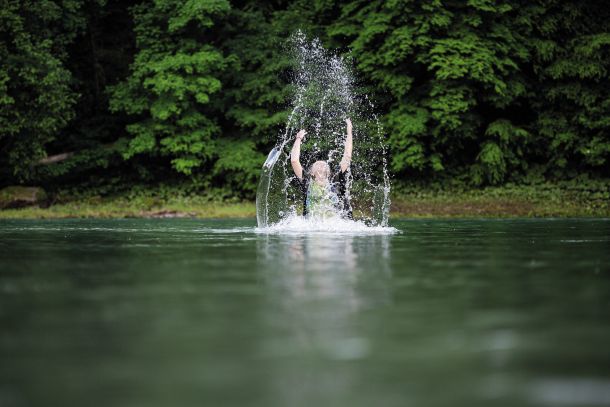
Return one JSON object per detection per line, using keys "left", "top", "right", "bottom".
{"left": 296, "top": 129, "right": 306, "bottom": 141}
{"left": 345, "top": 118, "right": 352, "bottom": 133}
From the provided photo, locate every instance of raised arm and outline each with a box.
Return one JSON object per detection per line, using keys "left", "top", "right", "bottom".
{"left": 290, "top": 129, "right": 306, "bottom": 180}
{"left": 340, "top": 118, "right": 353, "bottom": 172}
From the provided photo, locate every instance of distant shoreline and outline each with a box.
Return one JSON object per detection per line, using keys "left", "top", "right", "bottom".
{"left": 0, "top": 201, "right": 256, "bottom": 220}
{"left": 1, "top": 186, "right": 608, "bottom": 219}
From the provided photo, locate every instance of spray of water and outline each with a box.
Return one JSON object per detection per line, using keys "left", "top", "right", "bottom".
{"left": 256, "top": 31, "right": 391, "bottom": 232}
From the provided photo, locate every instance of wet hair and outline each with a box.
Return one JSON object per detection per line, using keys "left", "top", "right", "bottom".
{"left": 309, "top": 160, "right": 330, "bottom": 179}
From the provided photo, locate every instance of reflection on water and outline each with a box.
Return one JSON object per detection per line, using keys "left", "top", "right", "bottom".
{"left": 257, "top": 233, "right": 393, "bottom": 406}
{"left": 258, "top": 232, "right": 390, "bottom": 301}
{"left": 0, "top": 218, "right": 609, "bottom": 407}
{"left": 258, "top": 234, "right": 391, "bottom": 350}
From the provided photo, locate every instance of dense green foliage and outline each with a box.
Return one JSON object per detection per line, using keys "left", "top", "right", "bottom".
{"left": 0, "top": 0, "right": 87, "bottom": 178}
{"left": 109, "top": 0, "right": 233, "bottom": 175}
{"left": 1, "top": 0, "right": 609, "bottom": 198}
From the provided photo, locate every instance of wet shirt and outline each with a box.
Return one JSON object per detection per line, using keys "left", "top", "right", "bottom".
{"left": 297, "top": 163, "right": 352, "bottom": 219}
{"left": 306, "top": 180, "right": 340, "bottom": 219}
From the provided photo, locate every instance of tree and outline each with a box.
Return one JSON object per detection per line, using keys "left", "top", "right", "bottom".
{"left": 2, "top": 0, "right": 609, "bottom": 195}
{"left": 328, "top": 0, "right": 534, "bottom": 184}
{"left": 0, "top": 0, "right": 88, "bottom": 182}
{"left": 527, "top": 0, "right": 610, "bottom": 178}
{"left": 109, "top": 0, "right": 235, "bottom": 176}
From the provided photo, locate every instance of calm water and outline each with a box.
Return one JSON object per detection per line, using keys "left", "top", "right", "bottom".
{"left": 0, "top": 218, "right": 609, "bottom": 407}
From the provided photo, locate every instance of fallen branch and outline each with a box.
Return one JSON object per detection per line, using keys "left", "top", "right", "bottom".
{"left": 38, "top": 152, "right": 74, "bottom": 165}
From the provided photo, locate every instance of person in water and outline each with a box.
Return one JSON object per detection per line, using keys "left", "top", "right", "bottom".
{"left": 290, "top": 118, "right": 353, "bottom": 219}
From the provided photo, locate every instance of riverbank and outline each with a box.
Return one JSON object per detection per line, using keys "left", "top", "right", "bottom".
{"left": 0, "top": 182, "right": 608, "bottom": 219}
{"left": 0, "top": 196, "right": 256, "bottom": 219}
{"left": 392, "top": 182, "right": 609, "bottom": 218}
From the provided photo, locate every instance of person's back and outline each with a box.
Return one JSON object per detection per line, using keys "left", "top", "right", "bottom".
{"left": 305, "top": 161, "right": 340, "bottom": 219}
{"left": 290, "top": 119, "right": 353, "bottom": 219}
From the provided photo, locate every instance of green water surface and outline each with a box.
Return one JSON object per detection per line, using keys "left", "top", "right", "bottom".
{"left": 0, "top": 218, "right": 609, "bottom": 407}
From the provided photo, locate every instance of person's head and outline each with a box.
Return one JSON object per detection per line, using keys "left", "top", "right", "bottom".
{"left": 309, "top": 160, "right": 330, "bottom": 184}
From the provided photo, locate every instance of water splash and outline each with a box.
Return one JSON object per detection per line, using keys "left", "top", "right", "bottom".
{"left": 256, "top": 31, "right": 391, "bottom": 231}
{"left": 256, "top": 215, "right": 397, "bottom": 235}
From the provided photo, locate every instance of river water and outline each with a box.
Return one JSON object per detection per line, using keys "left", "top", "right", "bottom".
{"left": 0, "top": 218, "right": 609, "bottom": 407}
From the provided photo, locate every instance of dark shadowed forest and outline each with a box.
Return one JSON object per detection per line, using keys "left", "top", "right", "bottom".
{"left": 1, "top": 0, "right": 609, "bottom": 214}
